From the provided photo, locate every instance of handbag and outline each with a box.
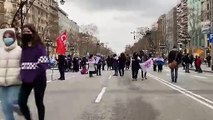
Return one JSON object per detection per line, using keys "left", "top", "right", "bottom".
{"left": 169, "top": 52, "right": 178, "bottom": 69}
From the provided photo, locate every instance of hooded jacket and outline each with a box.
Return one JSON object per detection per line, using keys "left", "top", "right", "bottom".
{"left": 0, "top": 41, "right": 22, "bottom": 86}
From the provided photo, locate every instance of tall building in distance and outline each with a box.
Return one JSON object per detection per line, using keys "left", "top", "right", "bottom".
{"left": 166, "top": 7, "right": 178, "bottom": 52}
{"left": 177, "top": 0, "right": 188, "bottom": 42}
{"left": 188, "top": 0, "right": 204, "bottom": 52}
{"left": 201, "top": 0, "right": 212, "bottom": 56}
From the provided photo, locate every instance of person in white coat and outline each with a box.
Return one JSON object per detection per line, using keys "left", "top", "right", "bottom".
{"left": 0, "top": 30, "right": 22, "bottom": 120}
{"left": 88, "top": 54, "right": 96, "bottom": 77}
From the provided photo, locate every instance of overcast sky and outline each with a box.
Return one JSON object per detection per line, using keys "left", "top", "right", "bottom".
{"left": 59, "top": 0, "right": 178, "bottom": 54}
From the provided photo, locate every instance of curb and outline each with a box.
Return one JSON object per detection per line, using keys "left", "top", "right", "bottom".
{"left": 189, "top": 69, "right": 213, "bottom": 73}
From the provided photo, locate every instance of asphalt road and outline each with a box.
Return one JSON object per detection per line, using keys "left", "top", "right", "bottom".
{"left": 1, "top": 67, "right": 213, "bottom": 120}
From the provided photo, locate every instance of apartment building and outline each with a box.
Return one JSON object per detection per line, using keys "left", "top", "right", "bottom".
{"left": 166, "top": 7, "right": 178, "bottom": 51}
{"left": 177, "top": 0, "right": 188, "bottom": 42}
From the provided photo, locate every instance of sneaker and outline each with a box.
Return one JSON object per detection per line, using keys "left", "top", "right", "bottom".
{"left": 13, "top": 105, "right": 23, "bottom": 116}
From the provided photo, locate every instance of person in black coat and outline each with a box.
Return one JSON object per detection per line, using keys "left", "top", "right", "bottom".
{"left": 182, "top": 53, "right": 190, "bottom": 73}
{"left": 118, "top": 53, "right": 126, "bottom": 76}
{"left": 168, "top": 46, "right": 182, "bottom": 83}
{"left": 125, "top": 54, "right": 131, "bottom": 70}
{"left": 131, "top": 52, "right": 140, "bottom": 81}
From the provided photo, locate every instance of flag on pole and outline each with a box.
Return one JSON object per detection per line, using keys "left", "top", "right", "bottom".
{"left": 56, "top": 31, "right": 67, "bottom": 55}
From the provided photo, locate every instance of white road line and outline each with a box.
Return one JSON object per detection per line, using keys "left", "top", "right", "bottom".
{"left": 95, "top": 87, "right": 107, "bottom": 103}
{"left": 192, "top": 75, "right": 207, "bottom": 79}
{"left": 148, "top": 74, "right": 213, "bottom": 110}
{"left": 205, "top": 74, "right": 213, "bottom": 77}
{"left": 108, "top": 75, "right": 112, "bottom": 79}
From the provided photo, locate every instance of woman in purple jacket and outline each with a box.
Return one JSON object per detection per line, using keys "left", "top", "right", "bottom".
{"left": 18, "top": 24, "right": 49, "bottom": 120}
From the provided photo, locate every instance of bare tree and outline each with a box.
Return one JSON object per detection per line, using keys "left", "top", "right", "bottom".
{"left": 80, "top": 23, "right": 99, "bottom": 36}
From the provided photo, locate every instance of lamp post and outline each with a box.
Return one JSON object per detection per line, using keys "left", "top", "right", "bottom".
{"left": 45, "top": 38, "right": 53, "bottom": 59}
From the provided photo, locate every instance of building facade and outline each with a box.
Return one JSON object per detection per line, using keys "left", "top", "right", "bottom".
{"left": 177, "top": 0, "right": 188, "bottom": 42}
{"left": 157, "top": 14, "right": 167, "bottom": 55}
{"left": 58, "top": 8, "right": 79, "bottom": 55}
{"left": 188, "top": 0, "right": 204, "bottom": 53}
{"left": 201, "top": 0, "right": 212, "bottom": 57}
{"left": 0, "top": 0, "right": 19, "bottom": 27}
{"left": 166, "top": 7, "right": 178, "bottom": 52}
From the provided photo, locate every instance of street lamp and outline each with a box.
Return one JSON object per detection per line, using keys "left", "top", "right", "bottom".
{"left": 60, "top": 0, "right": 65, "bottom": 5}
{"left": 45, "top": 38, "right": 53, "bottom": 59}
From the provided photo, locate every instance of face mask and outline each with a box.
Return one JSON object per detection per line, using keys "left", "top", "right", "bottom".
{"left": 22, "top": 34, "right": 32, "bottom": 42}
{"left": 3, "top": 38, "right": 15, "bottom": 46}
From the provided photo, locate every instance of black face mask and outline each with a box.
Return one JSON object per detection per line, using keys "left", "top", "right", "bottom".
{"left": 22, "top": 34, "right": 32, "bottom": 43}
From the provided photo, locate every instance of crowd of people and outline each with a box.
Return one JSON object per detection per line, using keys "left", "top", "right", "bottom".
{"left": 0, "top": 23, "right": 211, "bottom": 120}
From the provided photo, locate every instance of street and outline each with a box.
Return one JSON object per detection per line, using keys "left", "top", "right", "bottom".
{"left": 1, "top": 67, "right": 213, "bottom": 120}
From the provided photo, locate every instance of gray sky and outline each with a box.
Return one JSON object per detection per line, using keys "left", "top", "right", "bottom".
{"left": 59, "top": 0, "right": 178, "bottom": 54}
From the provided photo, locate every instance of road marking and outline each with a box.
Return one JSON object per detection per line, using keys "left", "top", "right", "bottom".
{"left": 108, "top": 75, "right": 112, "bottom": 79}
{"left": 95, "top": 87, "right": 107, "bottom": 103}
{"left": 192, "top": 75, "right": 207, "bottom": 79}
{"left": 205, "top": 74, "right": 213, "bottom": 77}
{"left": 148, "top": 74, "right": 213, "bottom": 110}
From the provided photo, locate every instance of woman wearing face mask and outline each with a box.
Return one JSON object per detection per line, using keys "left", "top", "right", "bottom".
{"left": 18, "top": 24, "right": 49, "bottom": 120}
{"left": 0, "top": 30, "right": 22, "bottom": 120}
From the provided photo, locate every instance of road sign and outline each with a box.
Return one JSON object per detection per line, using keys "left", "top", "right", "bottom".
{"left": 208, "top": 33, "right": 213, "bottom": 43}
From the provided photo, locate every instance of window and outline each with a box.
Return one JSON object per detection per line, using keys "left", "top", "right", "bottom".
{"left": 207, "top": 3, "right": 210, "bottom": 10}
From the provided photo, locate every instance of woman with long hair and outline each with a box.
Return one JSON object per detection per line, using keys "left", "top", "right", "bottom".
{"left": 0, "top": 30, "right": 22, "bottom": 120}
{"left": 18, "top": 24, "right": 49, "bottom": 120}
{"left": 118, "top": 53, "right": 126, "bottom": 76}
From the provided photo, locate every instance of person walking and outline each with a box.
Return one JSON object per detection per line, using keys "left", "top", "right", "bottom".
{"left": 96, "top": 54, "right": 103, "bottom": 76}
{"left": 168, "top": 46, "right": 182, "bottom": 83}
{"left": 196, "top": 56, "right": 203, "bottom": 73}
{"left": 139, "top": 51, "right": 148, "bottom": 80}
{"left": 0, "top": 30, "right": 22, "bottom": 120}
{"left": 182, "top": 53, "right": 190, "bottom": 73}
{"left": 189, "top": 54, "right": 194, "bottom": 68}
{"left": 125, "top": 54, "right": 131, "bottom": 70}
{"left": 112, "top": 54, "right": 119, "bottom": 76}
{"left": 18, "top": 24, "right": 49, "bottom": 120}
{"left": 156, "top": 55, "right": 164, "bottom": 72}
{"left": 106, "top": 56, "right": 111, "bottom": 70}
{"left": 102, "top": 56, "right": 106, "bottom": 71}
{"left": 131, "top": 52, "right": 140, "bottom": 81}
{"left": 88, "top": 54, "right": 96, "bottom": 77}
{"left": 206, "top": 54, "right": 211, "bottom": 67}
{"left": 118, "top": 53, "right": 126, "bottom": 76}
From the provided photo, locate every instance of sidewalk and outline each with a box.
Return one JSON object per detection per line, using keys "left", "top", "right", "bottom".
{"left": 189, "top": 64, "right": 213, "bottom": 73}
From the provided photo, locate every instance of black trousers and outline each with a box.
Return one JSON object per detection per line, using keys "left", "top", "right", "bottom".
{"left": 97, "top": 65, "right": 102, "bottom": 75}
{"left": 59, "top": 66, "right": 65, "bottom": 79}
{"left": 58, "top": 55, "right": 65, "bottom": 79}
{"left": 19, "top": 75, "right": 47, "bottom": 120}
{"left": 141, "top": 70, "right": 147, "bottom": 78}
{"left": 158, "top": 65, "right": 163, "bottom": 72}
{"left": 132, "top": 69, "right": 138, "bottom": 79}
{"left": 119, "top": 68, "right": 124, "bottom": 76}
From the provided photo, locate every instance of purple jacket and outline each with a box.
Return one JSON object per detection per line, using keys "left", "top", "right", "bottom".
{"left": 20, "top": 44, "right": 49, "bottom": 83}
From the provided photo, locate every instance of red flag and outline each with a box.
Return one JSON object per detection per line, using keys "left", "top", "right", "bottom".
{"left": 56, "top": 32, "right": 67, "bottom": 55}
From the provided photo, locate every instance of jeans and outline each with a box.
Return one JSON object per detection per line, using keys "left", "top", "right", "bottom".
{"left": 132, "top": 69, "right": 139, "bottom": 79}
{"left": 185, "top": 63, "right": 189, "bottom": 72}
{"left": 0, "top": 86, "right": 21, "bottom": 120}
{"left": 97, "top": 65, "right": 102, "bottom": 76}
{"left": 19, "top": 75, "right": 47, "bottom": 120}
{"left": 119, "top": 68, "right": 124, "bottom": 76}
{"left": 171, "top": 67, "right": 178, "bottom": 82}
{"left": 141, "top": 70, "right": 147, "bottom": 79}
